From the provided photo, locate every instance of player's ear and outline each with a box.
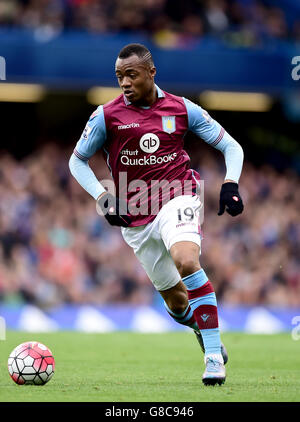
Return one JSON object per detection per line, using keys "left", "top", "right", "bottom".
{"left": 150, "top": 66, "right": 156, "bottom": 79}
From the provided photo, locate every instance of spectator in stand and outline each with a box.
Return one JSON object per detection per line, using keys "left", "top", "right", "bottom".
{"left": 0, "top": 0, "right": 296, "bottom": 46}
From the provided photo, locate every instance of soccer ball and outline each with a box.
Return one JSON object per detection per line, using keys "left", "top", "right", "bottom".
{"left": 8, "top": 341, "right": 55, "bottom": 385}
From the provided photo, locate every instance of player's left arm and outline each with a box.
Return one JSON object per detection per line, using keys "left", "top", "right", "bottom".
{"left": 183, "top": 98, "right": 244, "bottom": 217}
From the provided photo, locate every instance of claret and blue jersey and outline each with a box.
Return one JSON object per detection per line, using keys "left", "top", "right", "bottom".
{"left": 74, "top": 85, "right": 224, "bottom": 161}
{"left": 71, "top": 85, "right": 243, "bottom": 226}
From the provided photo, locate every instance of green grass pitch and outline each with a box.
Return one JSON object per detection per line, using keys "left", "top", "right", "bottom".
{"left": 0, "top": 331, "right": 299, "bottom": 402}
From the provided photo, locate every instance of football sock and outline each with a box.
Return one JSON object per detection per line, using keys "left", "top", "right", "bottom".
{"left": 183, "top": 269, "right": 222, "bottom": 356}
{"left": 164, "top": 302, "right": 198, "bottom": 331}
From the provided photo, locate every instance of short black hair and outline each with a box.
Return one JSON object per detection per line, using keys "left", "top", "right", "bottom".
{"left": 118, "top": 43, "right": 154, "bottom": 67}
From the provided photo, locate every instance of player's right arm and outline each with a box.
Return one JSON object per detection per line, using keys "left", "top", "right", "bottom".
{"left": 69, "top": 106, "right": 131, "bottom": 227}
{"left": 69, "top": 105, "right": 107, "bottom": 199}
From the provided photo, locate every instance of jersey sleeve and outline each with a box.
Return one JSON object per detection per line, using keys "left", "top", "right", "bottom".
{"left": 183, "top": 97, "right": 224, "bottom": 146}
{"left": 74, "top": 105, "right": 107, "bottom": 160}
{"left": 69, "top": 153, "right": 106, "bottom": 199}
{"left": 183, "top": 97, "right": 243, "bottom": 183}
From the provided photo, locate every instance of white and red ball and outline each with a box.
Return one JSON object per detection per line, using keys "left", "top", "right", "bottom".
{"left": 8, "top": 341, "right": 55, "bottom": 385}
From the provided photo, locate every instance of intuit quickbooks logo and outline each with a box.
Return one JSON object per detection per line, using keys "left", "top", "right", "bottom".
{"left": 139, "top": 133, "right": 160, "bottom": 153}
{"left": 0, "top": 56, "right": 6, "bottom": 80}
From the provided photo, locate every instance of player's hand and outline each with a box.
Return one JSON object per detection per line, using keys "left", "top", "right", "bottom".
{"left": 218, "top": 182, "right": 244, "bottom": 217}
{"left": 97, "top": 192, "right": 132, "bottom": 227}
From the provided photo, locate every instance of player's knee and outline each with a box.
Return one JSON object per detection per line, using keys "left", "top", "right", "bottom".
{"left": 166, "top": 292, "right": 188, "bottom": 315}
{"left": 174, "top": 257, "right": 200, "bottom": 279}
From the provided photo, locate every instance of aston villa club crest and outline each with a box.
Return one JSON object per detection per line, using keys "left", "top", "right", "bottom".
{"left": 162, "top": 116, "right": 176, "bottom": 134}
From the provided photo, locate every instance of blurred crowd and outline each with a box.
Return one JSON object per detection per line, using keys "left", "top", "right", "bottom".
{"left": 0, "top": 0, "right": 299, "bottom": 47}
{"left": 0, "top": 142, "right": 299, "bottom": 309}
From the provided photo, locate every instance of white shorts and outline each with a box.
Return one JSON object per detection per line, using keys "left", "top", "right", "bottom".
{"left": 121, "top": 195, "right": 202, "bottom": 291}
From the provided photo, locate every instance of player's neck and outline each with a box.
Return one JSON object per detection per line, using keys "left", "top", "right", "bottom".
{"left": 134, "top": 85, "right": 157, "bottom": 107}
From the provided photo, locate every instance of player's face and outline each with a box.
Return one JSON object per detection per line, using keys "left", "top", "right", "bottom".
{"left": 115, "top": 55, "right": 156, "bottom": 105}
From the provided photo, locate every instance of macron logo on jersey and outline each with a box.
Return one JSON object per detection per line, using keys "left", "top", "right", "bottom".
{"left": 118, "top": 123, "right": 140, "bottom": 130}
